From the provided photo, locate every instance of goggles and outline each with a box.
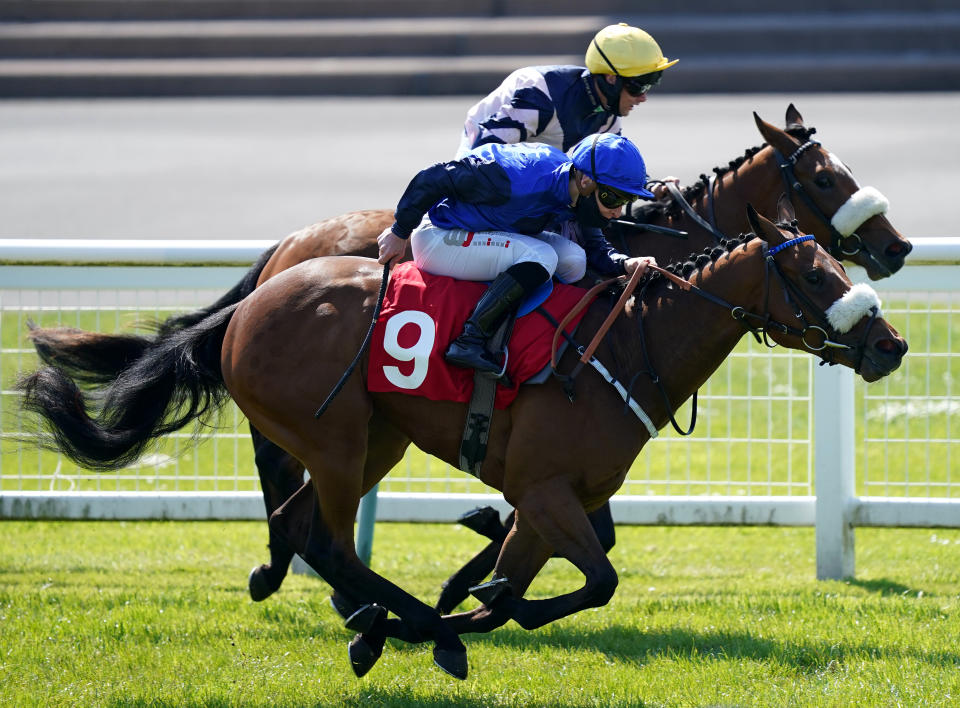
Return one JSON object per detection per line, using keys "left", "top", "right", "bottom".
{"left": 596, "top": 183, "right": 636, "bottom": 209}
{"left": 621, "top": 71, "right": 663, "bottom": 97}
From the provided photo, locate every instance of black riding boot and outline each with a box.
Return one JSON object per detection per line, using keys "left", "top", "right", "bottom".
{"left": 444, "top": 271, "right": 528, "bottom": 376}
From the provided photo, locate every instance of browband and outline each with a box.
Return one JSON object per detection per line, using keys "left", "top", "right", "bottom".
{"left": 768, "top": 234, "right": 815, "bottom": 256}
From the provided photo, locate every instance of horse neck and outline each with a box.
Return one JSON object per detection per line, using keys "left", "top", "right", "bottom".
{"left": 709, "top": 145, "right": 783, "bottom": 234}
{"left": 625, "top": 145, "right": 782, "bottom": 262}
{"left": 603, "top": 240, "right": 767, "bottom": 430}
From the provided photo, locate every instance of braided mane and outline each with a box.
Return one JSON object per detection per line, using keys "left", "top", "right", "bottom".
{"left": 659, "top": 218, "right": 803, "bottom": 281}
{"left": 631, "top": 124, "right": 817, "bottom": 223}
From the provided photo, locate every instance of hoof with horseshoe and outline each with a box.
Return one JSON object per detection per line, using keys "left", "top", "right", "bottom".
{"left": 433, "top": 645, "right": 468, "bottom": 680}
{"left": 247, "top": 565, "right": 282, "bottom": 602}
{"left": 348, "top": 632, "right": 386, "bottom": 678}
{"left": 345, "top": 604, "right": 388, "bottom": 677}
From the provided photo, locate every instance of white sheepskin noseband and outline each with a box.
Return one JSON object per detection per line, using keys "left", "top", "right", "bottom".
{"left": 826, "top": 283, "right": 882, "bottom": 333}
{"left": 831, "top": 186, "right": 889, "bottom": 237}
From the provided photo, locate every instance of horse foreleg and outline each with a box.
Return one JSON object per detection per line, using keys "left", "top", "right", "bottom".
{"left": 428, "top": 512, "right": 552, "bottom": 638}
{"left": 589, "top": 502, "right": 616, "bottom": 553}
{"left": 248, "top": 424, "right": 306, "bottom": 602}
{"left": 498, "top": 486, "right": 619, "bottom": 631}
{"left": 435, "top": 501, "right": 615, "bottom": 614}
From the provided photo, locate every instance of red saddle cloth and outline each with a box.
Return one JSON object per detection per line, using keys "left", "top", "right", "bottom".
{"left": 367, "top": 263, "right": 590, "bottom": 409}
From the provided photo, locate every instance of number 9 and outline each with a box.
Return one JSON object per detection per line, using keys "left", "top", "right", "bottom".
{"left": 382, "top": 310, "right": 436, "bottom": 390}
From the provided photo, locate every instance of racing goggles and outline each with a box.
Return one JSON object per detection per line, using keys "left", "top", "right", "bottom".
{"left": 596, "top": 183, "right": 636, "bottom": 209}
{"left": 622, "top": 71, "right": 663, "bottom": 97}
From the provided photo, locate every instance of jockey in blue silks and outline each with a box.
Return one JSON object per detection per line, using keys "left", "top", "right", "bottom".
{"left": 377, "top": 133, "right": 659, "bottom": 377}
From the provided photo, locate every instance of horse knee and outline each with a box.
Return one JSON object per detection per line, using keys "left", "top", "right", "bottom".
{"left": 586, "top": 567, "right": 619, "bottom": 608}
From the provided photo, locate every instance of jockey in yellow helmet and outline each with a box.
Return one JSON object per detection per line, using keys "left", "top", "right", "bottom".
{"left": 457, "top": 23, "right": 678, "bottom": 155}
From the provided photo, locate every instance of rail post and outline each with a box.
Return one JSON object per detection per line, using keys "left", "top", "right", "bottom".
{"left": 814, "top": 364, "right": 856, "bottom": 579}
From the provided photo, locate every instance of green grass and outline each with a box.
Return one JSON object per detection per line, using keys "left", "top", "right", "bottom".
{"left": 1, "top": 521, "right": 958, "bottom": 707}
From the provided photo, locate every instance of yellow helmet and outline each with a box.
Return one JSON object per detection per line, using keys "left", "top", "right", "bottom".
{"left": 585, "top": 23, "right": 678, "bottom": 77}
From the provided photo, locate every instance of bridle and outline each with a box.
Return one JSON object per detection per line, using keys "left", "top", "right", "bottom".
{"left": 629, "top": 233, "right": 879, "bottom": 435}
{"left": 636, "top": 135, "right": 893, "bottom": 277}
{"left": 771, "top": 140, "right": 892, "bottom": 276}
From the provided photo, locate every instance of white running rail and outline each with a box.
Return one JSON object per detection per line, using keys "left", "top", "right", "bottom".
{"left": 1, "top": 238, "right": 958, "bottom": 580}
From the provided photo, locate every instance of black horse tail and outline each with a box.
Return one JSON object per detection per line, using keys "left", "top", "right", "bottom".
{"left": 27, "top": 243, "right": 279, "bottom": 385}
{"left": 17, "top": 302, "right": 239, "bottom": 472}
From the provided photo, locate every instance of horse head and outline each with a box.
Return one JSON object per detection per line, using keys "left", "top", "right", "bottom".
{"left": 752, "top": 105, "right": 912, "bottom": 280}
{"left": 744, "top": 204, "right": 907, "bottom": 382}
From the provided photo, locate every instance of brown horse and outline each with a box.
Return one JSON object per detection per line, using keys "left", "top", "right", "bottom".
{"left": 17, "top": 208, "right": 907, "bottom": 679}
{"left": 26, "top": 105, "right": 912, "bottom": 605}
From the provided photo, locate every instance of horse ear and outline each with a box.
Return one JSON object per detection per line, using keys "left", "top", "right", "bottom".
{"left": 746, "top": 203, "right": 762, "bottom": 237}
{"left": 785, "top": 103, "right": 805, "bottom": 132}
{"left": 746, "top": 204, "right": 778, "bottom": 244}
{"left": 776, "top": 194, "right": 796, "bottom": 224}
{"left": 754, "top": 111, "right": 801, "bottom": 156}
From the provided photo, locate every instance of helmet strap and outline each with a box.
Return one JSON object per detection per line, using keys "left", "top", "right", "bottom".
{"left": 589, "top": 134, "right": 600, "bottom": 183}
{"left": 591, "top": 39, "right": 625, "bottom": 117}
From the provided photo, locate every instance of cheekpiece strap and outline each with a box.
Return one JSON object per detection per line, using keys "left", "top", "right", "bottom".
{"left": 767, "top": 234, "right": 815, "bottom": 256}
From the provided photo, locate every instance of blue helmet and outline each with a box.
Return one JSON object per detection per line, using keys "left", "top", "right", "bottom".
{"left": 568, "top": 133, "right": 654, "bottom": 199}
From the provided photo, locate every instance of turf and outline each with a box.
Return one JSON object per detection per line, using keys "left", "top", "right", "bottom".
{"left": 1, "top": 521, "right": 958, "bottom": 707}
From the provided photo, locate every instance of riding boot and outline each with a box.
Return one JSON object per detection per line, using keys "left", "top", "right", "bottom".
{"left": 445, "top": 271, "right": 528, "bottom": 376}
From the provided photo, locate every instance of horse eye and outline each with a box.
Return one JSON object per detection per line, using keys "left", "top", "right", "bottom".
{"left": 814, "top": 173, "right": 833, "bottom": 189}
{"left": 804, "top": 269, "right": 824, "bottom": 285}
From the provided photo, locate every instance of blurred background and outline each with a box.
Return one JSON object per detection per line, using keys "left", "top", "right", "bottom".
{"left": 1, "top": 0, "right": 958, "bottom": 239}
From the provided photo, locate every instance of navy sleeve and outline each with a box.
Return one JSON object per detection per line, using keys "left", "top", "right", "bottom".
{"left": 581, "top": 227, "right": 628, "bottom": 276}
{"left": 391, "top": 157, "right": 511, "bottom": 238}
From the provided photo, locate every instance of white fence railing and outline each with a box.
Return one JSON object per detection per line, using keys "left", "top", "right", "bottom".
{"left": 1, "top": 239, "right": 958, "bottom": 579}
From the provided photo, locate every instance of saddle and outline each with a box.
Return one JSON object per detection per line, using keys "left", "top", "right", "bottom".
{"left": 366, "top": 263, "right": 592, "bottom": 474}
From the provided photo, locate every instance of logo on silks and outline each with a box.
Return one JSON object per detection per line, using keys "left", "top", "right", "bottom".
{"left": 443, "top": 231, "right": 511, "bottom": 249}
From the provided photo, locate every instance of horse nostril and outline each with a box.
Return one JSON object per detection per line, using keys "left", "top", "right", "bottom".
{"left": 875, "top": 338, "right": 907, "bottom": 357}
{"left": 886, "top": 240, "right": 912, "bottom": 258}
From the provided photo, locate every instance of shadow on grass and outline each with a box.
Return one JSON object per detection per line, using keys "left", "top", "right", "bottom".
{"left": 847, "top": 576, "right": 924, "bottom": 596}
{"left": 108, "top": 690, "right": 614, "bottom": 708}
{"left": 461, "top": 621, "right": 960, "bottom": 672}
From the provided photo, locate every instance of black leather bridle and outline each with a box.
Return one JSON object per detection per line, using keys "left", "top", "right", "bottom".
{"left": 772, "top": 140, "right": 891, "bottom": 276}
{"left": 630, "top": 234, "right": 879, "bottom": 436}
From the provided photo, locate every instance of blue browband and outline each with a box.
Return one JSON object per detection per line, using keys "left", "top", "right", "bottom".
{"left": 768, "top": 234, "right": 815, "bottom": 256}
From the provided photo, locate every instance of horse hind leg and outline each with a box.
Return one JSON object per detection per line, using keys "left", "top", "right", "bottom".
{"left": 268, "top": 427, "right": 467, "bottom": 678}
{"left": 247, "top": 423, "right": 306, "bottom": 602}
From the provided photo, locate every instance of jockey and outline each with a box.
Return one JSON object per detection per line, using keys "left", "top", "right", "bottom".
{"left": 377, "top": 133, "right": 659, "bottom": 376}
{"left": 456, "top": 23, "right": 678, "bottom": 157}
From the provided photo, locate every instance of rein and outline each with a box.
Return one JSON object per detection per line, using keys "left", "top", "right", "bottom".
{"left": 313, "top": 263, "right": 391, "bottom": 419}
{"left": 549, "top": 234, "right": 877, "bottom": 438}
{"left": 663, "top": 181, "right": 726, "bottom": 244}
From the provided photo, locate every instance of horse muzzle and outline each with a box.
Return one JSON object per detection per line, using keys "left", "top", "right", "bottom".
{"left": 855, "top": 326, "right": 908, "bottom": 382}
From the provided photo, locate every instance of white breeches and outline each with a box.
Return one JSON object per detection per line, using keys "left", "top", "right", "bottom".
{"left": 410, "top": 221, "right": 587, "bottom": 284}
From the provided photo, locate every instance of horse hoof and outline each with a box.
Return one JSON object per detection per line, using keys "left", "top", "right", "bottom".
{"left": 457, "top": 506, "right": 502, "bottom": 538}
{"left": 433, "top": 646, "right": 468, "bottom": 680}
{"left": 469, "top": 577, "right": 512, "bottom": 607}
{"left": 344, "top": 603, "right": 387, "bottom": 632}
{"left": 348, "top": 633, "right": 383, "bottom": 678}
{"left": 248, "top": 565, "right": 278, "bottom": 602}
